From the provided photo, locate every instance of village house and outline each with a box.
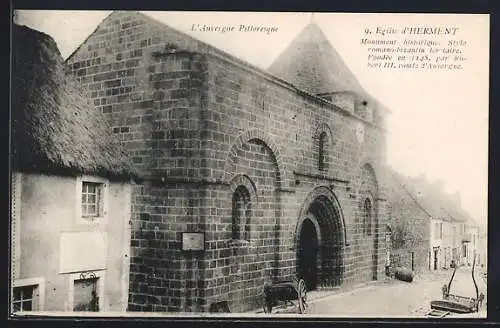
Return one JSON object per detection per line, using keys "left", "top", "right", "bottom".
{"left": 463, "top": 218, "right": 480, "bottom": 266}
{"left": 11, "top": 23, "right": 136, "bottom": 313}
{"left": 433, "top": 187, "right": 479, "bottom": 269}
{"left": 65, "top": 11, "right": 390, "bottom": 313}
{"left": 386, "top": 170, "right": 477, "bottom": 274}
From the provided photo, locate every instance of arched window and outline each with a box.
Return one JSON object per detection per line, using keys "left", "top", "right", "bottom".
{"left": 318, "top": 131, "right": 328, "bottom": 171}
{"left": 232, "top": 186, "right": 251, "bottom": 241}
{"left": 363, "top": 198, "right": 372, "bottom": 236}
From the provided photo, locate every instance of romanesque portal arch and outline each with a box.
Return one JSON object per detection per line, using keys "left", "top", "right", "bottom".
{"left": 296, "top": 187, "right": 346, "bottom": 290}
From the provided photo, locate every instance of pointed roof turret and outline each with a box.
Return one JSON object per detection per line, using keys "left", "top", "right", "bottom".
{"left": 268, "top": 22, "right": 369, "bottom": 98}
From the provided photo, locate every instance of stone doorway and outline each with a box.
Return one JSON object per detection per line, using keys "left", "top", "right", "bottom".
{"left": 298, "top": 218, "right": 319, "bottom": 291}
{"left": 296, "top": 188, "right": 345, "bottom": 291}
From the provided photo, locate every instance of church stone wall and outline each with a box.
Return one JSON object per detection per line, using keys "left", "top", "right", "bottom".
{"left": 67, "top": 11, "right": 388, "bottom": 312}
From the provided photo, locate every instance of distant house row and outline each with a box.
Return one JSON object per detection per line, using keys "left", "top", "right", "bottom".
{"left": 386, "top": 171, "right": 485, "bottom": 274}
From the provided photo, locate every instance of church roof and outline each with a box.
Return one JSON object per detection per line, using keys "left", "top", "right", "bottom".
{"left": 11, "top": 24, "right": 137, "bottom": 180}
{"left": 268, "top": 22, "right": 369, "bottom": 97}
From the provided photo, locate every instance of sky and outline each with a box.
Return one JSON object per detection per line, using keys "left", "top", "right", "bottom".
{"left": 14, "top": 11, "right": 489, "bottom": 226}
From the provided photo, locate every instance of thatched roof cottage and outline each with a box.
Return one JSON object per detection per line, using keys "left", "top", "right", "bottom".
{"left": 11, "top": 24, "right": 136, "bottom": 313}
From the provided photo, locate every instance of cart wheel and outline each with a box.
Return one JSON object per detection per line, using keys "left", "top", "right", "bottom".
{"left": 297, "top": 279, "right": 307, "bottom": 314}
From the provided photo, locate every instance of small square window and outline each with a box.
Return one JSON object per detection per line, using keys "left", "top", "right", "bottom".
{"left": 12, "top": 285, "right": 36, "bottom": 312}
{"left": 78, "top": 178, "right": 108, "bottom": 223}
{"left": 82, "top": 182, "right": 103, "bottom": 218}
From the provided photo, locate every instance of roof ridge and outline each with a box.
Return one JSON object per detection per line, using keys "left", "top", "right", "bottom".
{"left": 388, "top": 170, "right": 434, "bottom": 220}
{"left": 390, "top": 170, "right": 470, "bottom": 223}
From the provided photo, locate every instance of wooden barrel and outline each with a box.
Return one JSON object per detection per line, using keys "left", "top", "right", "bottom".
{"left": 394, "top": 267, "right": 414, "bottom": 282}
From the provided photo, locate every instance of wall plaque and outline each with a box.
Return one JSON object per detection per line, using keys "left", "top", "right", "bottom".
{"left": 182, "top": 232, "right": 205, "bottom": 251}
{"left": 59, "top": 232, "right": 107, "bottom": 273}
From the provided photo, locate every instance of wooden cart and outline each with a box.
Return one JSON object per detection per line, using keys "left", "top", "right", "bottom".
{"left": 262, "top": 277, "right": 307, "bottom": 314}
{"left": 430, "top": 254, "right": 484, "bottom": 314}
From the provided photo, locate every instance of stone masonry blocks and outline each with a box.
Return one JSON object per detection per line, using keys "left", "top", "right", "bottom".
{"left": 66, "top": 11, "right": 388, "bottom": 312}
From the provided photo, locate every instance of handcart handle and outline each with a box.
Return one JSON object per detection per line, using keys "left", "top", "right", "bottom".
{"left": 447, "top": 264, "right": 457, "bottom": 294}
{"left": 472, "top": 253, "right": 479, "bottom": 302}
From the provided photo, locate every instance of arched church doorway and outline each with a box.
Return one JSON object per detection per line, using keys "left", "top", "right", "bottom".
{"left": 298, "top": 218, "right": 319, "bottom": 291}
{"left": 296, "top": 188, "right": 345, "bottom": 291}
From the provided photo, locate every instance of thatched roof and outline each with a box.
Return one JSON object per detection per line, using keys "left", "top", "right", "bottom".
{"left": 11, "top": 24, "right": 136, "bottom": 180}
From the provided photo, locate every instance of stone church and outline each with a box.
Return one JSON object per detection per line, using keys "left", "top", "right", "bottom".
{"left": 67, "top": 11, "right": 390, "bottom": 312}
